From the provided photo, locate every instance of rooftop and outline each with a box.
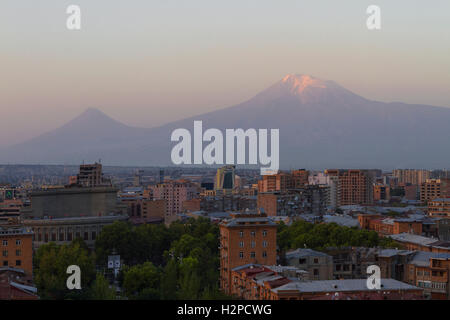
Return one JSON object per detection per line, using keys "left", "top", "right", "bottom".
{"left": 409, "top": 251, "right": 450, "bottom": 267}
{"left": 272, "top": 279, "right": 419, "bottom": 294}
{"left": 286, "top": 248, "right": 331, "bottom": 259}
{"left": 389, "top": 233, "right": 439, "bottom": 246}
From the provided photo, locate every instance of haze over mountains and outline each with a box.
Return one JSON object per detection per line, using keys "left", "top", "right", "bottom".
{"left": 2, "top": 74, "right": 450, "bottom": 169}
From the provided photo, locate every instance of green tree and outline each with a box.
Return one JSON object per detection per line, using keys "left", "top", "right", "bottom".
{"left": 122, "top": 262, "right": 161, "bottom": 300}
{"left": 177, "top": 256, "right": 201, "bottom": 299}
{"left": 90, "top": 273, "right": 116, "bottom": 300}
{"left": 94, "top": 221, "right": 136, "bottom": 265}
{"left": 160, "top": 259, "right": 178, "bottom": 299}
{"left": 34, "top": 241, "right": 95, "bottom": 299}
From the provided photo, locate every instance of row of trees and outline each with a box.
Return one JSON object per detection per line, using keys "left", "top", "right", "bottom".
{"left": 277, "top": 220, "right": 398, "bottom": 253}
{"left": 33, "top": 218, "right": 228, "bottom": 300}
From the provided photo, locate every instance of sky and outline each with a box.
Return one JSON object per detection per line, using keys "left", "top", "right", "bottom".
{"left": 1, "top": 0, "right": 449, "bottom": 147}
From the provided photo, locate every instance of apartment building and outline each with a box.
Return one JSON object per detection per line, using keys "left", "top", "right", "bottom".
{"left": 405, "top": 252, "right": 450, "bottom": 299}
{"left": 358, "top": 214, "right": 423, "bottom": 236}
{"left": 151, "top": 179, "right": 198, "bottom": 224}
{"left": 257, "top": 186, "right": 329, "bottom": 217}
{"left": 428, "top": 198, "right": 450, "bottom": 218}
{"left": 389, "top": 233, "right": 450, "bottom": 254}
{"left": 373, "top": 184, "right": 390, "bottom": 202}
{"left": 420, "top": 179, "right": 442, "bottom": 203}
{"left": 257, "top": 170, "right": 309, "bottom": 193}
{"left": 219, "top": 211, "right": 277, "bottom": 295}
{"left": 393, "top": 169, "right": 431, "bottom": 186}
{"left": 285, "top": 248, "right": 333, "bottom": 280}
{"left": 325, "top": 169, "right": 374, "bottom": 206}
{"left": 0, "top": 226, "right": 33, "bottom": 276}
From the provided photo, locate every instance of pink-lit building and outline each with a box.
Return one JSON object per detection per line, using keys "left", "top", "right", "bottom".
{"left": 150, "top": 180, "right": 198, "bottom": 224}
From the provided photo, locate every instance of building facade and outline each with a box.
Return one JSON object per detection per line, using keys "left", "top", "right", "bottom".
{"left": 219, "top": 212, "right": 277, "bottom": 295}
{"left": 0, "top": 225, "right": 33, "bottom": 275}
{"left": 325, "top": 169, "right": 374, "bottom": 206}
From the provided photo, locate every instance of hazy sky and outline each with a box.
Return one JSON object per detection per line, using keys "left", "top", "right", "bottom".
{"left": 1, "top": 0, "right": 449, "bottom": 147}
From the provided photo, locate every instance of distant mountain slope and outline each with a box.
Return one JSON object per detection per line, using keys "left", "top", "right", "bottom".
{"left": 2, "top": 74, "right": 450, "bottom": 169}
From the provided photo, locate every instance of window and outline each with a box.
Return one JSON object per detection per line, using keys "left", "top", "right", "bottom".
{"left": 262, "top": 251, "right": 267, "bottom": 258}
{"left": 2, "top": 250, "right": 7, "bottom": 257}
{"left": 239, "top": 241, "right": 244, "bottom": 248}
{"left": 239, "top": 231, "right": 244, "bottom": 238}
{"left": 15, "top": 250, "right": 21, "bottom": 256}
{"left": 299, "top": 258, "right": 306, "bottom": 264}
{"left": 262, "top": 241, "right": 268, "bottom": 248}
{"left": 262, "top": 230, "right": 267, "bottom": 237}
{"left": 251, "top": 241, "right": 255, "bottom": 248}
{"left": 2, "top": 240, "right": 7, "bottom": 246}
{"left": 251, "top": 231, "right": 256, "bottom": 237}
{"left": 15, "top": 239, "right": 21, "bottom": 246}
{"left": 16, "top": 260, "right": 21, "bottom": 266}
{"left": 2, "top": 261, "right": 7, "bottom": 266}
{"left": 313, "top": 258, "right": 319, "bottom": 264}
{"left": 314, "top": 269, "right": 319, "bottom": 276}
{"left": 250, "top": 252, "right": 256, "bottom": 258}
{"left": 239, "top": 252, "right": 244, "bottom": 259}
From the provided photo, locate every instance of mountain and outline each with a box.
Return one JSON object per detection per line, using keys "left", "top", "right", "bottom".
{"left": 2, "top": 74, "right": 450, "bottom": 169}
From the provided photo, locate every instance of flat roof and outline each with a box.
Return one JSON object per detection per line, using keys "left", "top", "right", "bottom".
{"left": 272, "top": 279, "right": 419, "bottom": 294}
{"left": 389, "top": 233, "right": 438, "bottom": 246}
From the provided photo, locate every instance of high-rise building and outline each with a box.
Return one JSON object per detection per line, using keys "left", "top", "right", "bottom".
{"left": 393, "top": 169, "right": 431, "bottom": 186}
{"left": 325, "top": 169, "right": 374, "bottom": 206}
{"left": 219, "top": 211, "right": 277, "bottom": 295}
{"left": 77, "top": 163, "right": 107, "bottom": 187}
{"left": 257, "top": 170, "right": 309, "bottom": 193}
{"left": 215, "top": 165, "right": 236, "bottom": 195}
{"left": 291, "top": 169, "right": 309, "bottom": 188}
{"left": 151, "top": 180, "right": 198, "bottom": 224}
{"left": 420, "top": 179, "right": 442, "bottom": 203}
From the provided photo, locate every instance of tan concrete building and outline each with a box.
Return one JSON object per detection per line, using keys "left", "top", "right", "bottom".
{"left": 420, "top": 179, "right": 442, "bottom": 203}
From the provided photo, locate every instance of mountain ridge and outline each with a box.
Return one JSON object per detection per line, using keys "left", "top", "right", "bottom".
{"left": 1, "top": 74, "right": 450, "bottom": 169}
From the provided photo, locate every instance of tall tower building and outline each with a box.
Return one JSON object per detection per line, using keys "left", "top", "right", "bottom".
{"left": 219, "top": 211, "right": 277, "bottom": 295}
{"left": 151, "top": 180, "right": 198, "bottom": 224}
{"left": 215, "top": 165, "right": 236, "bottom": 194}
{"left": 77, "top": 163, "right": 105, "bottom": 187}
{"left": 393, "top": 169, "right": 431, "bottom": 185}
